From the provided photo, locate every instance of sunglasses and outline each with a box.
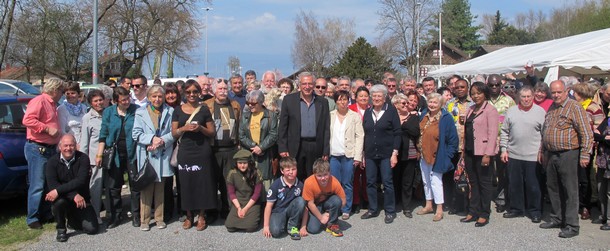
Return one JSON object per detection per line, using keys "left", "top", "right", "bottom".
{"left": 185, "top": 90, "right": 200, "bottom": 95}
{"left": 246, "top": 102, "right": 258, "bottom": 106}
{"left": 400, "top": 101, "right": 408, "bottom": 106}
{"left": 387, "top": 85, "right": 396, "bottom": 88}
{"left": 315, "top": 86, "right": 327, "bottom": 89}
{"left": 503, "top": 85, "right": 516, "bottom": 90}
{"left": 131, "top": 84, "right": 145, "bottom": 88}
{"left": 488, "top": 83, "right": 501, "bottom": 87}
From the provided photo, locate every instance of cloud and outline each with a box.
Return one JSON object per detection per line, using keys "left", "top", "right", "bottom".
{"left": 254, "top": 12, "right": 277, "bottom": 25}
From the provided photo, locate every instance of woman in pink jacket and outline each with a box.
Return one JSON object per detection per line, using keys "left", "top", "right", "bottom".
{"left": 460, "top": 82, "right": 499, "bottom": 227}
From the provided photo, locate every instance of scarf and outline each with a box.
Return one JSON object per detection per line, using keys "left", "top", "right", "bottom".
{"left": 63, "top": 100, "right": 85, "bottom": 117}
{"left": 580, "top": 98, "right": 592, "bottom": 110}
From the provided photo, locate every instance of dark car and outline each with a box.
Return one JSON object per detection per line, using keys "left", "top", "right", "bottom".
{"left": 0, "top": 95, "right": 34, "bottom": 198}
{"left": 0, "top": 79, "right": 41, "bottom": 96}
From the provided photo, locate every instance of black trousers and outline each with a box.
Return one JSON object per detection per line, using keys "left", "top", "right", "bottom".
{"left": 163, "top": 174, "right": 175, "bottom": 220}
{"left": 578, "top": 153, "right": 593, "bottom": 211}
{"left": 493, "top": 155, "right": 509, "bottom": 209}
{"left": 444, "top": 153, "right": 467, "bottom": 212}
{"left": 597, "top": 169, "right": 610, "bottom": 221}
{"left": 465, "top": 151, "right": 494, "bottom": 219}
{"left": 52, "top": 197, "right": 99, "bottom": 234}
{"left": 507, "top": 158, "right": 542, "bottom": 217}
{"left": 296, "top": 140, "right": 318, "bottom": 181}
{"left": 545, "top": 149, "right": 580, "bottom": 231}
{"left": 103, "top": 165, "right": 124, "bottom": 221}
{"left": 213, "top": 147, "right": 237, "bottom": 213}
{"left": 393, "top": 159, "right": 419, "bottom": 211}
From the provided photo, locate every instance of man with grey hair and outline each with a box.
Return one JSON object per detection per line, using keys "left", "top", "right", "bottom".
{"left": 204, "top": 79, "right": 242, "bottom": 219}
{"left": 337, "top": 76, "right": 351, "bottom": 92}
{"left": 539, "top": 79, "right": 593, "bottom": 238}
{"left": 262, "top": 71, "right": 277, "bottom": 94}
{"left": 23, "top": 78, "right": 65, "bottom": 229}
{"left": 228, "top": 74, "right": 247, "bottom": 109}
{"left": 314, "top": 78, "right": 336, "bottom": 111}
{"left": 279, "top": 72, "right": 330, "bottom": 180}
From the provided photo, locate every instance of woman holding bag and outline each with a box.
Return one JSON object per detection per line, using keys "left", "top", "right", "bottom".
{"left": 171, "top": 80, "right": 217, "bottom": 231}
{"left": 132, "top": 85, "right": 175, "bottom": 231}
{"left": 96, "top": 86, "right": 139, "bottom": 228}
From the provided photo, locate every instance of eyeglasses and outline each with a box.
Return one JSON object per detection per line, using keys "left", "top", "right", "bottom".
{"left": 131, "top": 84, "right": 145, "bottom": 88}
{"left": 488, "top": 83, "right": 501, "bottom": 87}
{"left": 503, "top": 85, "right": 516, "bottom": 90}
{"left": 387, "top": 85, "right": 396, "bottom": 88}
{"left": 246, "top": 102, "right": 258, "bottom": 106}
{"left": 315, "top": 86, "right": 327, "bottom": 89}
{"left": 185, "top": 90, "right": 200, "bottom": 95}
{"left": 400, "top": 101, "right": 408, "bottom": 106}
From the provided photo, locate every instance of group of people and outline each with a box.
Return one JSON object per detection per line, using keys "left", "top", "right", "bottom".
{"left": 22, "top": 67, "right": 609, "bottom": 242}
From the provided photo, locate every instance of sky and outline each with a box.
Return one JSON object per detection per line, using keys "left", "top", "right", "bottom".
{"left": 156, "top": 0, "right": 570, "bottom": 79}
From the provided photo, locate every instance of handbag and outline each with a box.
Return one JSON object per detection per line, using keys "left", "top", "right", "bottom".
{"left": 100, "top": 143, "right": 116, "bottom": 170}
{"left": 170, "top": 106, "right": 202, "bottom": 167}
{"left": 454, "top": 156, "right": 470, "bottom": 195}
{"left": 129, "top": 154, "right": 158, "bottom": 192}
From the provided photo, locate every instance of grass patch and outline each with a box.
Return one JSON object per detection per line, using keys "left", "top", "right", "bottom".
{"left": 0, "top": 197, "right": 47, "bottom": 250}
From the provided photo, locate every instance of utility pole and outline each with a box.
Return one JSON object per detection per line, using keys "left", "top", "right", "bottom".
{"left": 92, "top": 0, "right": 99, "bottom": 84}
{"left": 416, "top": 2, "right": 421, "bottom": 83}
{"left": 203, "top": 7, "right": 212, "bottom": 76}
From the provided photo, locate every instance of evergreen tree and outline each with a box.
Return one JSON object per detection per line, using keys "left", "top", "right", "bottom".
{"left": 487, "top": 10, "right": 535, "bottom": 45}
{"left": 436, "top": 0, "right": 481, "bottom": 51}
{"left": 329, "top": 37, "right": 395, "bottom": 81}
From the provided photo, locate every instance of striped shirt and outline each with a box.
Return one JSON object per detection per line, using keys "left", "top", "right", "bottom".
{"left": 542, "top": 98, "right": 593, "bottom": 160}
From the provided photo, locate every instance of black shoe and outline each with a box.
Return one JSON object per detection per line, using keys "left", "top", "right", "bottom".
{"left": 495, "top": 205, "right": 506, "bottom": 213}
{"left": 460, "top": 215, "right": 477, "bottom": 223}
{"left": 447, "top": 209, "right": 456, "bottom": 215}
{"left": 592, "top": 218, "right": 606, "bottom": 225}
{"left": 403, "top": 210, "right": 413, "bottom": 218}
{"left": 601, "top": 224, "right": 610, "bottom": 231}
{"left": 132, "top": 217, "right": 140, "bottom": 227}
{"left": 56, "top": 229, "right": 68, "bottom": 242}
{"left": 539, "top": 222, "right": 562, "bottom": 229}
{"left": 558, "top": 229, "right": 579, "bottom": 238}
{"left": 360, "top": 211, "right": 379, "bottom": 220}
{"left": 28, "top": 221, "right": 43, "bottom": 230}
{"left": 530, "top": 216, "right": 542, "bottom": 223}
{"left": 475, "top": 219, "right": 489, "bottom": 227}
{"left": 352, "top": 205, "right": 361, "bottom": 215}
{"left": 384, "top": 214, "right": 396, "bottom": 224}
{"left": 503, "top": 212, "right": 524, "bottom": 218}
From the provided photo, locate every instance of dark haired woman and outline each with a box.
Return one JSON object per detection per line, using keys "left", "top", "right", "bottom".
{"left": 224, "top": 150, "right": 263, "bottom": 232}
{"left": 57, "top": 81, "right": 87, "bottom": 146}
{"left": 460, "top": 82, "right": 499, "bottom": 227}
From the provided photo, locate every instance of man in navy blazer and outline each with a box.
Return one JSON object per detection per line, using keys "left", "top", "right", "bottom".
{"left": 278, "top": 72, "right": 330, "bottom": 181}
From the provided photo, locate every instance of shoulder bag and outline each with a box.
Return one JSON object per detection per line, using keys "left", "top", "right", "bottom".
{"left": 101, "top": 117, "right": 123, "bottom": 169}
{"left": 129, "top": 153, "right": 158, "bottom": 192}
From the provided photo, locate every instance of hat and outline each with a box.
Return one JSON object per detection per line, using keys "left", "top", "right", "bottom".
{"left": 233, "top": 149, "right": 252, "bottom": 161}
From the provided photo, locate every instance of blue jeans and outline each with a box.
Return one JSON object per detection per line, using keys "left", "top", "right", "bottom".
{"left": 330, "top": 155, "right": 354, "bottom": 214}
{"left": 365, "top": 158, "right": 395, "bottom": 215}
{"left": 25, "top": 141, "right": 56, "bottom": 225}
{"left": 269, "top": 197, "right": 306, "bottom": 238}
{"left": 306, "top": 195, "right": 342, "bottom": 234}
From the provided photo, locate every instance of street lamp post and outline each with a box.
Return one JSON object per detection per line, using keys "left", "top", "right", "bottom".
{"left": 203, "top": 7, "right": 212, "bottom": 76}
{"left": 416, "top": 2, "right": 421, "bottom": 83}
{"left": 92, "top": 0, "right": 99, "bottom": 84}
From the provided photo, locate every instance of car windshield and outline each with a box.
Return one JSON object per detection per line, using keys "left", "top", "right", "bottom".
{"left": 12, "top": 82, "right": 41, "bottom": 95}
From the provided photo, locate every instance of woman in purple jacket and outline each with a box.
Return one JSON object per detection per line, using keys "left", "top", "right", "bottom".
{"left": 460, "top": 82, "right": 499, "bottom": 227}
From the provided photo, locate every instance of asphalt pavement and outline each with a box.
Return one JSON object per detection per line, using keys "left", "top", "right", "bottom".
{"left": 21, "top": 202, "right": 610, "bottom": 250}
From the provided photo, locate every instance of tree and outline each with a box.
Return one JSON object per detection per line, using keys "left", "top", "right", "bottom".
{"left": 291, "top": 10, "right": 355, "bottom": 76}
{"left": 226, "top": 56, "right": 240, "bottom": 76}
{"left": 377, "top": 0, "right": 439, "bottom": 75}
{"left": 433, "top": 0, "right": 480, "bottom": 52}
{"left": 329, "top": 37, "right": 395, "bottom": 81}
{"left": 101, "top": 0, "right": 203, "bottom": 77}
{"left": 486, "top": 10, "right": 509, "bottom": 44}
{"left": 0, "top": 0, "right": 17, "bottom": 72}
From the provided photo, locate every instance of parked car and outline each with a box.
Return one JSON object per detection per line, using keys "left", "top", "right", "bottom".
{"left": 0, "top": 79, "right": 41, "bottom": 95}
{"left": 0, "top": 95, "right": 34, "bottom": 198}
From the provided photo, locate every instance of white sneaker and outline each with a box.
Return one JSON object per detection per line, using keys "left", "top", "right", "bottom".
{"left": 140, "top": 225, "right": 150, "bottom": 231}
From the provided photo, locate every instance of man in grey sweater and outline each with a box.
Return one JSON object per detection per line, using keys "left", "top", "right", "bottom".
{"left": 499, "top": 86, "right": 546, "bottom": 223}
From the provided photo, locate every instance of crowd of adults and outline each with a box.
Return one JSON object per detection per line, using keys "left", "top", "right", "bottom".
{"left": 21, "top": 66, "right": 610, "bottom": 242}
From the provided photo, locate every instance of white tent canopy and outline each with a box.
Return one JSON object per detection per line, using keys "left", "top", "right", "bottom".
{"left": 428, "top": 28, "right": 610, "bottom": 78}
